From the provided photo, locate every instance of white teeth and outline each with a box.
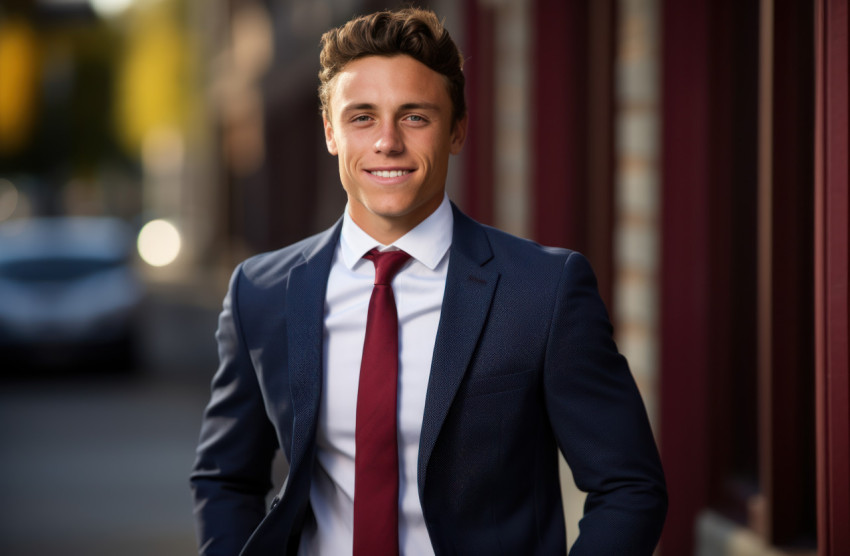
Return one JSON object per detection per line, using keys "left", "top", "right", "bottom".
{"left": 370, "top": 170, "right": 409, "bottom": 178}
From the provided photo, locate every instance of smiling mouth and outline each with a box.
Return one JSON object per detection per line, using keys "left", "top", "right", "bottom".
{"left": 368, "top": 170, "right": 412, "bottom": 178}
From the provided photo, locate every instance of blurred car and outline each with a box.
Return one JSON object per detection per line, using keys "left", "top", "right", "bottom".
{"left": 0, "top": 216, "right": 144, "bottom": 370}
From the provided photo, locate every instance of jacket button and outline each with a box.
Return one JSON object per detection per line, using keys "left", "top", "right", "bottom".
{"left": 270, "top": 497, "right": 280, "bottom": 510}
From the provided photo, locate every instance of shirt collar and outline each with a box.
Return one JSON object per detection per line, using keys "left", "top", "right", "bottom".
{"left": 340, "top": 193, "right": 453, "bottom": 271}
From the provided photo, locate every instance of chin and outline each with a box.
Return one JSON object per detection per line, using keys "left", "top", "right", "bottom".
{"left": 365, "top": 198, "right": 417, "bottom": 218}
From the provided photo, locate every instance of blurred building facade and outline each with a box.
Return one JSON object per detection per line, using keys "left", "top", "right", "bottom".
{"left": 0, "top": 0, "right": 847, "bottom": 554}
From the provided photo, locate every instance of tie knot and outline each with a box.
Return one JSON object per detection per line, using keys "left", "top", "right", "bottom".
{"left": 365, "top": 248, "right": 411, "bottom": 285}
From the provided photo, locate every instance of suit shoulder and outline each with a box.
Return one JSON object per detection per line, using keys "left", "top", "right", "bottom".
{"left": 479, "top": 222, "right": 576, "bottom": 267}
{"left": 235, "top": 224, "right": 340, "bottom": 287}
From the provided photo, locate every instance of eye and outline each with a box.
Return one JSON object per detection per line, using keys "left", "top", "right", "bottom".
{"left": 404, "top": 114, "right": 428, "bottom": 124}
{"left": 352, "top": 115, "right": 372, "bottom": 123}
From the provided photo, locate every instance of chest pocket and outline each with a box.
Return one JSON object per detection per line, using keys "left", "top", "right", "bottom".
{"left": 460, "top": 368, "right": 537, "bottom": 398}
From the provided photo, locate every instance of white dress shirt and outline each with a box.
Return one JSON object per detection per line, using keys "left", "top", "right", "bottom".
{"left": 298, "top": 194, "right": 452, "bottom": 555}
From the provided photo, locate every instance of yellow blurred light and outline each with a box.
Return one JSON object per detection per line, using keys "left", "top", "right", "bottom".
{"left": 115, "top": 3, "right": 188, "bottom": 155}
{"left": 0, "top": 19, "right": 39, "bottom": 154}
{"left": 137, "top": 219, "right": 181, "bottom": 267}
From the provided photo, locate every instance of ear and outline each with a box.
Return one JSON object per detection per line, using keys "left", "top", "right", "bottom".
{"left": 449, "top": 115, "right": 468, "bottom": 155}
{"left": 323, "top": 113, "right": 338, "bottom": 155}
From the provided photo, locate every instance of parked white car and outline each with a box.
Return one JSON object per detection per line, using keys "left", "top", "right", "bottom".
{"left": 0, "top": 217, "right": 144, "bottom": 370}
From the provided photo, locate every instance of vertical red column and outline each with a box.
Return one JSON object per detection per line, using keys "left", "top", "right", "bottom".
{"left": 530, "top": 0, "right": 615, "bottom": 307}
{"left": 462, "top": 0, "right": 496, "bottom": 226}
{"left": 658, "top": 1, "right": 712, "bottom": 553}
{"left": 815, "top": 1, "right": 850, "bottom": 554}
{"left": 531, "top": 0, "right": 587, "bottom": 251}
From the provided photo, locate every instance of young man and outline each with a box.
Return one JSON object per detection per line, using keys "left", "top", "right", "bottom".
{"left": 191, "top": 8, "right": 667, "bottom": 555}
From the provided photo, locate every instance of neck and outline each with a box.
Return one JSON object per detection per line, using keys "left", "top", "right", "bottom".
{"left": 347, "top": 200, "right": 445, "bottom": 245}
{"left": 353, "top": 219, "right": 414, "bottom": 245}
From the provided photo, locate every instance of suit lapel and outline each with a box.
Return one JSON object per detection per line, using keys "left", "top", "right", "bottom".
{"left": 279, "top": 210, "right": 499, "bottom": 499}
{"left": 284, "top": 221, "right": 341, "bottom": 471}
{"left": 418, "top": 205, "right": 499, "bottom": 496}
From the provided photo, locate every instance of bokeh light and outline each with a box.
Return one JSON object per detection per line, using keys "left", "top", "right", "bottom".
{"left": 89, "top": 0, "right": 137, "bottom": 18}
{"left": 137, "top": 218, "right": 181, "bottom": 267}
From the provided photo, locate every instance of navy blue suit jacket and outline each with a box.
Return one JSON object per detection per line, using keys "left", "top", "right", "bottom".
{"left": 191, "top": 204, "right": 667, "bottom": 555}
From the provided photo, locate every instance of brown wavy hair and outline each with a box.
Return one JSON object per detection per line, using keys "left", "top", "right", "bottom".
{"left": 318, "top": 8, "right": 466, "bottom": 124}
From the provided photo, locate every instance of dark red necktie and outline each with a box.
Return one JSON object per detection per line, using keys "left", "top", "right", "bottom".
{"left": 353, "top": 248, "right": 410, "bottom": 556}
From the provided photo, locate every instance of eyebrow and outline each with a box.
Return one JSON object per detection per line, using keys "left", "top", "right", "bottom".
{"left": 340, "top": 102, "right": 443, "bottom": 114}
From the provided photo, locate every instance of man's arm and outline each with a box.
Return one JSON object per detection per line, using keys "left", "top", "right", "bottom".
{"left": 190, "top": 264, "right": 279, "bottom": 556}
{"left": 544, "top": 251, "right": 667, "bottom": 555}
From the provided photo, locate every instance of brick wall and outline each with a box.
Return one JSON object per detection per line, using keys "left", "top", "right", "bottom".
{"left": 613, "top": 0, "right": 660, "bottom": 431}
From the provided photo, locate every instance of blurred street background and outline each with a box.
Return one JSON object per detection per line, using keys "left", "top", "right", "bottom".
{"left": 0, "top": 1, "right": 229, "bottom": 554}
{"left": 0, "top": 280, "right": 220, "bottom": 555}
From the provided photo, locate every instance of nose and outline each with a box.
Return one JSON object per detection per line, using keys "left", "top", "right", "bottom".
{"left": 374, "top": 121, "right": 404, "bottom": 154}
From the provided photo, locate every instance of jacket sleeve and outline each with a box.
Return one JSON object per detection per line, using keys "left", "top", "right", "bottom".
{"left": 190, "top": 264, "right": 279, "bottom": 556}
{"left": 544, "top": 252, "right": 667, "bottom": 555}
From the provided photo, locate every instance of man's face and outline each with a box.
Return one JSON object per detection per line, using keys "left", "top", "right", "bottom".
{"left": 323, "top": 54, "right": 467, "bottom": 243}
